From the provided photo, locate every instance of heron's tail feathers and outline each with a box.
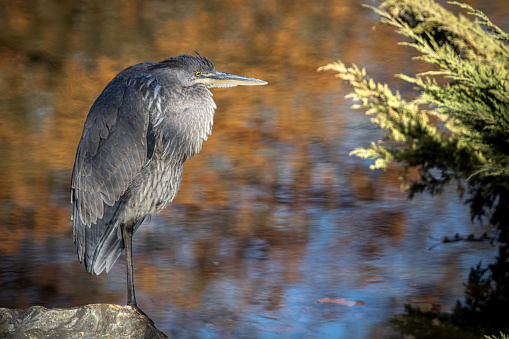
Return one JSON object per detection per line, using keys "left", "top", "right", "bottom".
{"left": 73, "top": 197, "right": 144, "bottom": 275}
{"left": 91, "top": 217, "right": 145, "bottom": 275}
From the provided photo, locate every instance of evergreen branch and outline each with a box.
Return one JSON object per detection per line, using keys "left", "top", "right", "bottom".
{"left": 450, "top": 2, "right": 509, "bottom": 43}
{"left": 320, "top": 0, "right": 509, "bottom": 227}
{"left": 323, "top": 2, "right": 509, "bottom": 334}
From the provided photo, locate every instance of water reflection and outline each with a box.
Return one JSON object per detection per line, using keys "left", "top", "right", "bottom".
{"left": 0, "top": 0, "right": 507, "bottom": 338}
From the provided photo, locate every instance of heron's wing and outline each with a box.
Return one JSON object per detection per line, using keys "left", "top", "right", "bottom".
{"left": 71, "top": 68, "right": 154, "bottom": 274}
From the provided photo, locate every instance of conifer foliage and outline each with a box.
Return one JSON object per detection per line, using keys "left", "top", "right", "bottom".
{"left": 320, "top": 0, "right": 509, "bottom": 336}
{"left": 320, "top": 0, "right": 509, "bottom": 232}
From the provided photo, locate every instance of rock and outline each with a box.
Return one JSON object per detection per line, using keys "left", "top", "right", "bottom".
{"left": 0, "top": 304, "right": 168, "bottom": 339}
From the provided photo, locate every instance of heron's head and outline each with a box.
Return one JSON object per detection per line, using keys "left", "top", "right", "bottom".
{"left": 152, "top": 54, "right": 268, "bottom": 89}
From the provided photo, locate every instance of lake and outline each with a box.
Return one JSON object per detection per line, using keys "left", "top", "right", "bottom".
{"left": 0, "top": 0, "right": 507, "bottom": 337}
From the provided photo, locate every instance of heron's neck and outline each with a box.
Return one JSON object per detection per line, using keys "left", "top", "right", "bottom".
{"left": 147, "top": 80, "right": 216, "bottom": 160}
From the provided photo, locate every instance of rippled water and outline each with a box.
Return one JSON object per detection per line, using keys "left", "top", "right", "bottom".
{"left": 0, "top": 0, "right": 507, "bottom": 337}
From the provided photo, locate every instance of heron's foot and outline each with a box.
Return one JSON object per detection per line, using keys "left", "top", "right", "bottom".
{"left": 128, "top": 303, "right": 155, "bottom": 326}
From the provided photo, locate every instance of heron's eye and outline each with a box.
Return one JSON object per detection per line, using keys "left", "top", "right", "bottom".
{"left": 195, "top": 71, "right": 201, "bottom": 77}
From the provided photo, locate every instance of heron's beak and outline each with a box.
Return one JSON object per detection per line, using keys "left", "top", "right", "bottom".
{"left": 199, "top": 70, "right": 268, "bottom": 88}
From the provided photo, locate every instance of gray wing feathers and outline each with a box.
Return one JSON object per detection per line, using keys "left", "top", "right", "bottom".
{"left": 71, "top": 67, "right": 151, "bottom": 275}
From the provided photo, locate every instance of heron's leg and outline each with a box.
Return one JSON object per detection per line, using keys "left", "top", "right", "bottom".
{"left": 122, "top": 220, "right": 154, "bottom": 325}
{"left": 122, "top": 221, "right": 137, "bottom": 307}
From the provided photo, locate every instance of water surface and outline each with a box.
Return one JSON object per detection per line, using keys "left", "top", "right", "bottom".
{"left": 0, "top": 0, "right": 507, "bottom": 337}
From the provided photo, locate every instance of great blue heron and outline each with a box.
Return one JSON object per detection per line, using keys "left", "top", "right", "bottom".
{"left": 71, "top": 54, "right": 267, "bottom": 310}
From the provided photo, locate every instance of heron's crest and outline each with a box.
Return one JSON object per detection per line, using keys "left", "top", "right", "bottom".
{"left": 193, "top": 51, "right": 212, "bottom": 66}
{"left": 150, "top": 54, "right": 214, "bottom": 72}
